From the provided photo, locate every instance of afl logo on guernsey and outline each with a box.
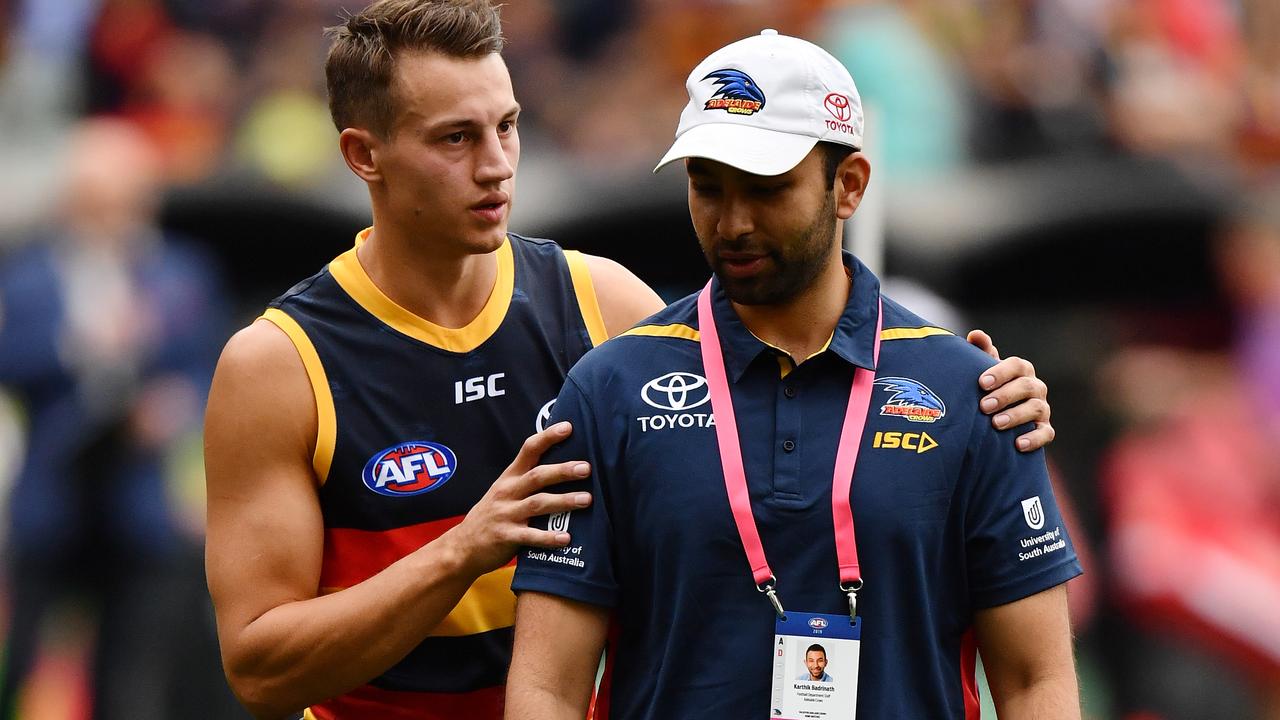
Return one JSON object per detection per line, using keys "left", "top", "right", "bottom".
{"left": 362, "top": 441, "right": 458, "bottom": 497}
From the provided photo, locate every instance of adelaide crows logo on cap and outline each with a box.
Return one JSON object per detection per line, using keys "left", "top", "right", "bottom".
{"left": 874, "top": 377, "right": 946, "bottom": 423}
{"left": 702, "top": 69, "right": 765, "bottom": 115}
{"left": 362, "top": 441, "right": 458, "bottom": 497}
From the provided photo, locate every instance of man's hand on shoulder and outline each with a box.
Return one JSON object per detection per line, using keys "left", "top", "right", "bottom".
{"left": 966, "top": 329, "right": 1054, "bottom": 453}
{"left": 441, "top": 422, "right": 594, "bottom": 577}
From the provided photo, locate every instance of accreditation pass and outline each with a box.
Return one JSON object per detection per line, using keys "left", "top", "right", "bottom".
{"left": 770, "top": 611, "right": 860, "bottom": 719}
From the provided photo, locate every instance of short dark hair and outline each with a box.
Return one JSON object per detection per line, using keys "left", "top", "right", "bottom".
{"left": 819, "top": 142, "right": 856, "bottom": 187}
{"left": 324, "top": 0, "right": 504, "bottom": 137}
{"left": 806, "top": 643, "right": 827, "bottom": 656}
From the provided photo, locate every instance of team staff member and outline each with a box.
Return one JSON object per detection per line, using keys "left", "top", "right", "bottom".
{"left": 204, "top": 3, "right": 1056, "bottom": 719}
{"left": 507, "top": 31, "right": 1082, "bottom": 719}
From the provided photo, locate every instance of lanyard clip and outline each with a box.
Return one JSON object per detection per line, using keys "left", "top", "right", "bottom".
{"left": 840, "top": 579, "right": 863, "bottom": 623}
{"left": 757, "top": 577, "right": 786, "bottom": 619}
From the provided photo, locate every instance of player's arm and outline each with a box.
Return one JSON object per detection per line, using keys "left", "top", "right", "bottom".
{"left": 973, "top": 584, "right": 1081, "bottom": 720}
{"left": 967, "top": 329, "right": 1054, "bottom": 452}
{"left": 581, "top": 253, "right": 666, "bottom": 338}
{"left": 505, "top": 591, "right": 610, "bottom": 719}
{"left": 205, "top": 320, "right": 590, "bottom": 719}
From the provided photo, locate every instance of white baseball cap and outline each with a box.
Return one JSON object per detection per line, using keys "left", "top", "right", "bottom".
{"left": 654, "top": 29, "right": 863, "bottom": 177}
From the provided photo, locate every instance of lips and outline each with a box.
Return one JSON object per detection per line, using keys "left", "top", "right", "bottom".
{"left": 470, "top": 194, "right": 509, "bottom": 224}
{"left": 717, "top": 250, "right": 769, "bottom": 278}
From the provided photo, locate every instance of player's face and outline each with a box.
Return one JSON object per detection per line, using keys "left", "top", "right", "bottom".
{"left": 687, "top": 149, "right": 838, "bottom": 306}
{"left": 377, "top": 51, "right": 520, "bottom": 255}
{"left": 805, "top": 650, "right": 827, "bottom": 678}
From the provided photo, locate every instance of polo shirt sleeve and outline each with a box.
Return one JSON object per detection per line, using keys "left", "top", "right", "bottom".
{"left": 511, "top": 373, "right": 619, "bottom": 608}
{"left": 962, "top": 417, "right": 1082, "bottom": 609}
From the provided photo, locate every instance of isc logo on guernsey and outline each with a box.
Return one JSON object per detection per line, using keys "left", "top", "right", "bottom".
{"left": 362, "top": 441, "right": 458, "bottom": 497}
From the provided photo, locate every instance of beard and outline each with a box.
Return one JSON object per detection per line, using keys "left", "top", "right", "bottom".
{"left": 700, "top": 191, "right": 838, "bottom": 306}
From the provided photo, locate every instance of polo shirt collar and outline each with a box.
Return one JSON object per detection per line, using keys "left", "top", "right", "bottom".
{"left": 707, "top": 251, "right": 881, "bottom": 383}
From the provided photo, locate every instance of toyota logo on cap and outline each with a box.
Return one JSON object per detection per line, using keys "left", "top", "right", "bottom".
{"left": 641, "top": 372, "right": 711, "bottom": 411}
{"left": 824, "top": 93, "right": 852, "bottom": 122}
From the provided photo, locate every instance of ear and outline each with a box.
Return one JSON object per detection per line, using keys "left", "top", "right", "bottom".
{"left": 834, "top": 152, "right": 871, "bottom": 221}
{"left": 339, "top": 127, "right": 382, "bottom": 184}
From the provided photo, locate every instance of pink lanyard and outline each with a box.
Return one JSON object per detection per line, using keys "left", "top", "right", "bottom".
{"left": 697, "top": 281, "right": 882, "bottom": 621}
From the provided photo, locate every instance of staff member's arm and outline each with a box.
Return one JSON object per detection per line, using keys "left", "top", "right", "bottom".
{"left": 506, "top": 592, "right": 610, "bottom": 719}
{"left": 204, "top": 320, "right": 590, "bottom": 719}
{"left": 586, "top": 257, "right": 1057, "bottom": 451}
{"left": 975, "top": 583, "right": 1081, "bottom": 719}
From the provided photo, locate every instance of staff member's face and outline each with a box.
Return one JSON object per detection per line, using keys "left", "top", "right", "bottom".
{"left": 686, "top": 148, "right": 866, "bottom": 306}
{"left": 344, "top": 51, "right": 521, "bottom": 257}
{"left": 805, "top": 650, "right": 827, "bottom": 678}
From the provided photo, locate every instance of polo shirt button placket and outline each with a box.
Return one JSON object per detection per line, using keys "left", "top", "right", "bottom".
{"left": 782, "top": 439, "right": 796, "bottom": 453}
{"left": 783, "top": 385, "right": 796, "bottom": 399}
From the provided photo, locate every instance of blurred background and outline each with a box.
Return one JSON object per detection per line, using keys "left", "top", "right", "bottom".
{"left": 0, "top": 0, "right": 1277, "bottom": 718}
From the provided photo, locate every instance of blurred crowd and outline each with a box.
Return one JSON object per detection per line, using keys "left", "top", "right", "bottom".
{"left": 0, "top": 0, "right": 1277, "bottom": 719}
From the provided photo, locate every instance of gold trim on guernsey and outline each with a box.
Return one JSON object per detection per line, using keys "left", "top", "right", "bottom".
{"left": 303, "top": 710, "right": 318, "bottom": 720}
{"left": 563, "top": 250, "right": 609, "bottom": 347}
{"left": 430, "top": 564, "right": 516, "bottom": 637}
{"left": 619, "top": 323, "right": 701, "bottom": 341}
{"left": 880, "top": 326, "right": 953, "bottom": 341}
{"left": 260, "top": 308, "right": 336, "bottom": 485}
{"left": 329, "top": 228, "right": 515, "bottom": 353}
{"left": 618, "top": 324, "right": 952, "bottom": 345}
{"left": 319, "top": 565, "right": 516, "bottom": 637}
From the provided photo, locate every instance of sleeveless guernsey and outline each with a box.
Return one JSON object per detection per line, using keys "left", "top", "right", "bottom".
{"left": 261, "top": 229, "right": 605, "bottom": 719}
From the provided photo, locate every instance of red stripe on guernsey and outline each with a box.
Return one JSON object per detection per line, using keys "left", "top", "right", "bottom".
{"left": 960, "top": 628, "right": 980, "bottom": 720}
{"left": 590, "top": 621, "right": 621, "bottom": 720}
{"left": 320, "top": 516, "right": 464, "bottom": 588}
{"left": 309, "top": 683, "right": 503, "bottom": 720}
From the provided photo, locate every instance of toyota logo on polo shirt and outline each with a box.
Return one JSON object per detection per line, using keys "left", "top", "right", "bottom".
{"left": 641, "top": 372, "right": 711, "bottom": 411}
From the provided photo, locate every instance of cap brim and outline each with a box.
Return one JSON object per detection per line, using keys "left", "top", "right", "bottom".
{"left": 653, "top": 123, "right": 820, "bottom": 177}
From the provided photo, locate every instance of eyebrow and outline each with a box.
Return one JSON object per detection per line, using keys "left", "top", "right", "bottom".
{"left": 427, "top": 104, "right": 522, "bottom": 134}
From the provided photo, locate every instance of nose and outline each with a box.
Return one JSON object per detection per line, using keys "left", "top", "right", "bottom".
{"left": 475, "top": 129, "right": 515, "bottom": 185}
{"left": 716, "top": 190, "right": 754, "bottom": 241}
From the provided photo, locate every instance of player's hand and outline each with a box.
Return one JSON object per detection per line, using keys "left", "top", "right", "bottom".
{"left": 966, "top": 330, "right": 1054, "bottom": 453}
{"left": 446, "top": 421, "right": 592, "bottom": 576}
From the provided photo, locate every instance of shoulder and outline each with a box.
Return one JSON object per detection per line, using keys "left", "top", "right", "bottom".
{"left": 565, "top": 293, "right": 700, "bottom": 388}
{"left": 880, "top": 293, "right": 993, "bottom": 375}
{"left": 576, "top": 253, "right": 665, "bottom": 339}
{"left": 207, "top": 316, "right": 317, "bottom": 463}
{"left": 213, "top": 318, "right": 310, "bottom": 396}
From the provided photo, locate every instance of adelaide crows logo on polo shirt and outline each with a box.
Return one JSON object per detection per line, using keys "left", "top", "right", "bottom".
{"left": 362, "top": 441, "right": 458, "bottom": 497}
{"left": 873, "top": 377, "right": 946, "bottom": 423}
{"left": 703, "top": 69, "right": 765, "bottom": 115}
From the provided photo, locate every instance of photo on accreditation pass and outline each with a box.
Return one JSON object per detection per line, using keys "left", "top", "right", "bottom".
{"left": 771, "top": 634, "right": 858, "bottom": 719}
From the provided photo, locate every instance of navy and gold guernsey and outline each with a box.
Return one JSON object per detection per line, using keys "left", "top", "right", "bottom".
{"left": 261, "top": 228, "right": 606, "bottom": 720}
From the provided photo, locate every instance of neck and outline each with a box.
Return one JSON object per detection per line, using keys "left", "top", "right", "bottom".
{"left": 357, "top": 220, "right": 499, "bottom": 329}
{"left": 733, "top": 247, "right": 849, "bottom": 362}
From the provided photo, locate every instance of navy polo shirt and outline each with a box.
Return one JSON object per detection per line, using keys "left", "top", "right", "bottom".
{"left": 513, "top": 254, "right": 1082, "bottom": 719}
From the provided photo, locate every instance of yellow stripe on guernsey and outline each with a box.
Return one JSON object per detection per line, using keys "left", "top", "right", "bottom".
{"left": 563, "top": 250, "right": 609, "bottom": 347}
{"left": 618, "top": 324, "right": 952, "bottom": 344}
{"left": 432, "top": 565, "right": 516, "bottom": 636}
{"left": 620, "top": 323, "right": 701, "bottom": 342}
{"left": 328, "top": 228, "right": 515, "bottom": 353}
{"left": 261, "top": 308, "right": 336, "bottom": 485}
{"left": 881, "top": 326, "right": 953, "bottom": 341}
{"left": 318, "top": 565, "right": 516, "bottom": 637}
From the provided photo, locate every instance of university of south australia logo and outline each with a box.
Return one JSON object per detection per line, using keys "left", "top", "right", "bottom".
{"left": 1021, "top": 496, "right": 1045, "bottom": 530}
{"left": 362, "top": 441, "right": 458, "bottom": 497}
